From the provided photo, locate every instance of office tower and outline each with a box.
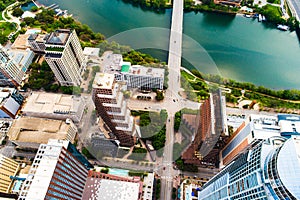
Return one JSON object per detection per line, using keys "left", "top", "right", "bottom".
{"left": 44, "top": 29, "right": 85, "bottom": 86}
{"left": 92, "top": 73, "right": 135, "bottom": 147}
{"left": 198, "top": 136, "right": 300, "bottom": 200}
{"left": 18, "top": 139, "right": 91, "bottom": 200}
{"left": 220, "top": 114, "right": 300, "bottom": 167}
{"left": 182, "top": 89, "right": 228, "bottom": 167}
{"left": 0, "top": 45, "right": 34, "bottom": 87}
{"left": 0, "top": 154, "right": 20, "bottom": 193}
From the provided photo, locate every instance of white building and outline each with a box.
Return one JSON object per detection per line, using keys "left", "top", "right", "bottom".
{"left": 103, "top": 54, "right": 165, "bottom": 90}
{"left": 0, "top": 45, "right": 34, "bottom": 87}
{"left": 116, "top": 63, "right": 165, "bottom": 90}
{"left": 18, "top": 139, "right": 90, "bottom": 200}
{"left": 21, "top": 92, "right": 85, "bottom": 123}
{"left": 45, "top": 29, "right": 85, "bottom": 86}
{"left": 142, "top": 172, "right": 155, "bottom": 200}
{"left": 0, "top": 87, "right": 24, "bottom": 119}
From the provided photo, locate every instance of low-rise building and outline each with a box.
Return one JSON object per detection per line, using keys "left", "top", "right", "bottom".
{"left": 27, "top": 34, "right": 47, "bottom": 54}
{"left": 0, "top": 120, "right": 12, "bottom": 144}
{"left": 0, "top": 88, "right": 24, "bottom": 119}
{"left": 142, "top": 172, "right": 154, "bottom": 200}
{"left": 90, "top": 133, "right": 119, "bottom": 158}
{"left": 83, "top": 171, "right": 143, "bottom": 200}
{"left": 11, "top": 34, "right": 30, "bottom": 50}
{"left": 83, "top": 47, "right": 100, "bottom": 59}
{"left": 0, "top": 154, "right": 20, "bottom": 193}
{"left": 116, "top": 63, "right": 165, "bottom": 90}
{"left": 21, "top": 92, "right": 85, "bottom": 123}
{"left": 7, "top": 117, "right": 77, "bottom": 148}
{"left": 214, "top": 0, "right": 242, "bottom": 7}
{"left": 103, "top": 54, "right": 165, "bottom": 90}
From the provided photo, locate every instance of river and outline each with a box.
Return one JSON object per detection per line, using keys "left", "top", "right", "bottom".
{"left": 38, "top": 0, "right": 300, "bottom": 89}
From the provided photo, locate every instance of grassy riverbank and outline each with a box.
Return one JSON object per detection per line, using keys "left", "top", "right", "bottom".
{"left": 182, "top": 69, "right": 300, "bottom": 113}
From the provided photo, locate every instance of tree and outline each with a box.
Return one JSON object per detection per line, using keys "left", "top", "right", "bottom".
{"left": 0, "top": 33, "right": 8, "bottom": 44}
{"left": 155, "top": 90, "right": 164, "bottom": 101}
{"left": 30, "top": 6, "right": 38, "bottom": 12}
{"left": 12, "top": 8, "right": 24, "bottom": 17}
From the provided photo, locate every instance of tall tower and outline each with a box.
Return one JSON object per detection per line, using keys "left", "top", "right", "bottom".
{"left": 45, "top": 29, "right": 85, "bottom": 86}
{"left": 182, "top": 89, "right": 228, "bottom": 167}
{"left": 92, "top": 73, "right": 135, "bottom": 147}
{"left": 198, "top": 136, "right": 300, "bottom": 200}
{"left": 18, "top": 139, "right": 91, "bottom": 200}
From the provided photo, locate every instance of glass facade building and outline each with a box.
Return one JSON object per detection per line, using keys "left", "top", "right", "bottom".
{"left": 198, "top": 136, "right": 300, "bottom": 200}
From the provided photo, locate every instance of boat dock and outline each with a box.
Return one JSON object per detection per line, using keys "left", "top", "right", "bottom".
{"left": 46, "top": 4, "right": 59, "bottom": 10}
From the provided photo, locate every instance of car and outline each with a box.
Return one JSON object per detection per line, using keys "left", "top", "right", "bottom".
{"left": 163, "top": 167, "right": 166, "bottom": 170}
{"left": 168, "top": 119, "right": 170, "bottom": 122}
{"left": 173, "top": 99, "right": 176, "bottom": 102}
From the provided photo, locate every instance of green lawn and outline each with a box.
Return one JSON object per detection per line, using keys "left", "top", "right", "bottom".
{"left": 264, "top": 4, "right": 282, "bottom": 17}
{"left": 0, "top": 22, "right": 16, "bottom": 36}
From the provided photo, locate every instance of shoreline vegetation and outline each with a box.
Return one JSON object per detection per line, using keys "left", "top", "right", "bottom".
{"left": 3, "top": 1, "right": 300, "bottom": 113}
{"left": 120, "top": 0, "right": 299, "bottom": 30}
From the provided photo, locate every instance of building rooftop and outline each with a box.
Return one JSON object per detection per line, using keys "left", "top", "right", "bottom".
{"left": 276, "top": 136, "right": 300, "bottom": 198}
{"left": 84, "top": 178, "right": 140, "bottom": 200}
{"left": 21, "top": 11, "right": 36, "bottom": 19}
{"left": 22, "top": 92, "right": 83, "bottom": 116}
{"left": 25, "top": 28, "right": 42, "bottom": 35}
{"left": 46, "top": 29, "right": 71, "bottom": 46}
{"left": 8, "top": 48, "right": 34, "bottom": 69}
{"left": 28, "top": 33, "right": 47, "bottom": 43}
{"left": 103, "top": 54, "right": 123, "bottom": 73}
{"left": 83, "top": 47, "right": 100, "bottom": 57}
{"left": 121, "top": 63, "right": 130, "bottom": 73}
{"left": 125, "top": 64, "right": 165, "bottom": 78}
{"left": 11, "top": 34, "right": 30, "bottom": 50}
{"left": 93, "top": 73, "right": 115, "bottom": 89}
{"left": 7, "top": 117, "right": 76, "bottom": 144}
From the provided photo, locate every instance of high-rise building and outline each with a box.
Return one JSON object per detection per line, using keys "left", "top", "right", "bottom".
{"left": 220, "top": 114, "right": 300, "bottom": 167}
{"left": 0, "top": 45, "right": 34, "bottom": 87}
{"left": 44, "top": 29, "right": 85, "bottom": 86}
{"left": 18, "top": 139, "right": 91, "bottom": 200}
{"left": 0, "top": 154, "right": 20, "bottom": 193}
{"left": 198, "top": 136, "right": 300, "bottom": 200}
{"left": 92, "top": 73, "right": 135, "bottom": 147}
{"left": 182, "top": 89, "right": 228, "bottom": 167}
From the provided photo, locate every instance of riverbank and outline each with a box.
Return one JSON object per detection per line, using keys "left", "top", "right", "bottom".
{"left": 181, "top": 69, "right": 300, "bottom": 114}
